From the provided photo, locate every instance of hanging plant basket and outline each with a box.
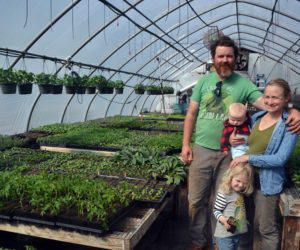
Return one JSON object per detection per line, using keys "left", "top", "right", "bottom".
{"left": 18, "top": 83, "right": 32, "bottom": 95}
{"left": 52, "top": 85, "right": 63, "bottom": 94}
{"left": 134, "top": 89, "right": 145, "bottom": 95}
{"left": 38, "top": 84, "right": 52, "bottom": 94}
{"left": 115, "top": 87, "right": 124, "bottom": 94}
{"left": 76, "top": 86, "right": 86, "bottom": 94}
{"left": 0, "top": 82, "right": 17, "bottom": 94}
{"left": 99, "top": 87, "right": 114, "bottom": 94}
{"left": 147, "top": 90, "right": 161, "bottom": 95}
{"left": 65, "top": 86, "right": 76, "bottom": 94}
{"left": 86, "top": 86, "right": 96, "bottom": 94}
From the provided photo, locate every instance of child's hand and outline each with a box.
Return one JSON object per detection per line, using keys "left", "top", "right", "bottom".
{"left": 219, "top": 216, "right": 231, "bottom": 230}
{"left": 222, "top": 151, "right": 229, "bottom": 155}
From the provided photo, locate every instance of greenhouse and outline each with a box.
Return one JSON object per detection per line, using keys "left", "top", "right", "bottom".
{"left": 0, "top": 1, "right": 299, "bottom": 250}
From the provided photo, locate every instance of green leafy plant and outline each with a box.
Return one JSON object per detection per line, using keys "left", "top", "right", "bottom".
{"left": 162, "top": 86, "right": 174, "bottom": 94}
{"left": 0, "top": 68, "right": 16, "bottom": 83}
{"left": 34, "top": 72, "right": 51, "bottom": 85}
{"left": 146, "top": 84, "right": 161, "bottom": 93}
{"left": 62, "top": 74, "right": 77, "bottom": 86}
{"left": 133, "top": 83, "right": 145, "bottom": 91}
{"left": 15, "top": 70, "right": 35, "bottom": 85}
{"left": 114, "top": 80, "right": 125, "bottom": 89}
{"left": 49, "top": 74, "right": 63, "bottom": 86}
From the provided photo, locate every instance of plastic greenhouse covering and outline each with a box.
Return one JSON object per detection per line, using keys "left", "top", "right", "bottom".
{"left": 0, "top": 0, "right": 299, "bottom": 135}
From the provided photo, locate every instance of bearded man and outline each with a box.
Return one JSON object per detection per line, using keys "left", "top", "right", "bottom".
{"left": 182, "top": 36, "right": 300, "bottom": 250}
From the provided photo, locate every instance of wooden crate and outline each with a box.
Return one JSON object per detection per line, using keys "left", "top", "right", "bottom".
{"left": 0, "top": 197, "right": 169, "bottom": 250}
{"left": 279, "top": 186, "right": 300, "bottom": 250}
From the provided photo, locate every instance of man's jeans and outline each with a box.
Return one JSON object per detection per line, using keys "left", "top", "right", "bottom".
{"left": 188, "top": 144, "right": 231, "bottom": 246}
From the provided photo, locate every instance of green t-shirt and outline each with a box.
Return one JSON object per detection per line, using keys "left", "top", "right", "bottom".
{"left": 191, "top": 72, "right": 262, "bottom": 150}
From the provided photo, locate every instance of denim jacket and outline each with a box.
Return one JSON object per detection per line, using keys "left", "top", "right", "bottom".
{"left": 248, "top": 109, "right": 299, "bottom": 196}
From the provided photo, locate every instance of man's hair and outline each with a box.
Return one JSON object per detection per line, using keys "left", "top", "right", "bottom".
{"left": 210, "top": 36, "right": 239, "bottom": 58}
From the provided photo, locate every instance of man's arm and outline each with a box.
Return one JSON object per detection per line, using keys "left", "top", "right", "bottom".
{"left": 252, "top": 96, "right": 300, "bottom": 133}
{"left": 181, "top": 100, "right": 199, "bottom": 165}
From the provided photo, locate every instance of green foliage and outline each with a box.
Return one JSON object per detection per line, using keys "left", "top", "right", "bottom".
{"left": 133, "top": 83, "right": 145, "bottom": 90}
{"left": 87, "top": 75, "right": 102, "bottom": 87}
{"left": 0, "top": 167, "right": 134, "bottom": 230}
{"left": 49, "top": 74, "right": 63, "bottom": 85}
{"left": 162, "top": 86, "right": 174, "bottom": 94}
{"left": 285, "top": 142, "right": 300, "bottom": 190}
{"left": 114, "top": 147, "right": 188, "bottom": 185}
{"left": 146, "top": 85, "right": 161, "bottom": 92}
{"left": 114, "top": 80, "right": 125, "bottom": 88}
{"left": 34, "top": 72, "right": 51, "bottom": 85}
{"left": 15, "top": 70, "right": 35, "bottom": 85}
{"left": 62, "top": 74, "right": 77, "bottom": 86}
{"left": 0, "top": 135, "right": 30, "bottom": 151}
{"left": 144, "top": 132, "right": 184, "bottom": 151}
{"left": 0, "top": 68, "right": 16, "bottom": 83}
{"left": 148, "top": 155, "right": 188, "bottom": 185}
{"left": 80, "top": 74, "right": 89, "bottom": 86}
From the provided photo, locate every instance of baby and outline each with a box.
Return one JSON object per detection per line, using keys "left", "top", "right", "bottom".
{"left": 220, "top": 103, "right": 251, "bottom": 159}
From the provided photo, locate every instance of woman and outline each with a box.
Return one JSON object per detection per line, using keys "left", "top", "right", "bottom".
{"left": 229, "top": 78, "right": 298, "bottom": 250}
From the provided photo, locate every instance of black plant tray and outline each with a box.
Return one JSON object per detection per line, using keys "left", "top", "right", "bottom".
{"left": 55, "top": 203, "right": 136, "bottom": 235}
{"left": 0, "top": 208, "right": 13, "bottom": 221}
{"left": 135, "top": 190, "right": 168, "bottom": 208}
{"left": 55, "top": 214, "right": 105, "bottom": 235}
{"left": 12, "top": 209, "right": 56, "bottom": 227}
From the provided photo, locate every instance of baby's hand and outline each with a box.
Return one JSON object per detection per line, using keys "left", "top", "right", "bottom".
{"left": 222, "top": 151, "right": 229, "bottom": 155}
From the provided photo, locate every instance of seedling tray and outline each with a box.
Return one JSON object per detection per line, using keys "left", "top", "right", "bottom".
{"left": 134, "top": 190, "right": 168, "bottom": 208}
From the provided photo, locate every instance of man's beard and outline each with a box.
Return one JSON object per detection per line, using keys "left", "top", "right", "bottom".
{"left": 215, "top": 62, "right": 235, "bottom": 79}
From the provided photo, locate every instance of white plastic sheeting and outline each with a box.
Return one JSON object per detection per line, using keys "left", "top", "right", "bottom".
{"left": 0, "top": 0, "right": 299, "bottom": 135}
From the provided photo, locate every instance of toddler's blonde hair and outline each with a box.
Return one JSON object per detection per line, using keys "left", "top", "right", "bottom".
{"left": 218, "top": 163, "right": 254, "bottom": 196}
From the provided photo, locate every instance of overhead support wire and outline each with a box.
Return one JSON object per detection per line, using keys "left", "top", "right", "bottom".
{"left": 235, "top": 0, "right": 241, "bottom": 48}
{"left": 0, "top": 47, "right": 177, "bottom": 83}
{"left": 98, "top": 0, "right": 194, "bottom": 63}
{"left": 259, "top": 0, "right": 279, "bottom": 54}
{"left": 55, "top": 0, "right": 143, "bottom": 75}
{"left": 10, "top": 0, "right": 82, "bottom": 69}
{"left": 185, "top": 0, "right": 220, "bottom": 33}
{"left": 122, "top": 0, "right": 201, "bottom": 63}
{"left": 266, "top": 38, "right": 300, "bottom": 80}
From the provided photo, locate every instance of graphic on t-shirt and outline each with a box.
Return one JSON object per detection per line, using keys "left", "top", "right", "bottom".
{"left": 199, "top": 89, "right": 233, "bottom": 121}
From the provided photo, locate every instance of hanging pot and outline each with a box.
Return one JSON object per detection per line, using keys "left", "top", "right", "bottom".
{"left": 76, "top": 86, "right": 86, "bottom": 94}
{"left": 115, "top": 88, "right": 124, "bottom": 94}
{"left": 147, "top": 90, "right": 160, "bottom": 95}
{"left": 65, "top": 86, "right": 76, "bottom": 94}
{"left": 134, "top": 89, "right": 145, "bottom": 95}
{"left": 86, "top": 86, "right": 96, "bottom": 94}
{"left": 18, "top": 83, "right": 33, "bottom": 95}
{"left": 38, "top": 84, "right": 52, "bottom": 94}
{"left": 52, "top": 85, "right": 63, "bottom": 94}
{"left": 0, "top": 82, "right": 17, "bottom": 94}
{"left": 99, "top": 87, "right": 113, "bottom": 94}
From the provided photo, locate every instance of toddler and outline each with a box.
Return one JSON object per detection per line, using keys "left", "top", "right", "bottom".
{"left": 220, "top": 103, "right": 251, "bottom": 158}
{"left": 213, "top": 164, "right": 254, "bottom": 250}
